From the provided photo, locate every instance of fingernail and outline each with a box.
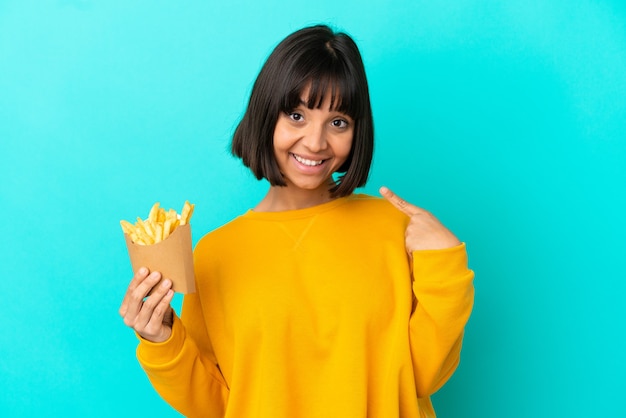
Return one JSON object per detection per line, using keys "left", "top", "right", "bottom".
{"left": 138, "top": 267, "right": 148, "bottom": 275}
{"left": 162, "top": 279, "right": 171, "bottom": 288}
{"left": 150, "top": 271, "right": 161, "bottom": 280}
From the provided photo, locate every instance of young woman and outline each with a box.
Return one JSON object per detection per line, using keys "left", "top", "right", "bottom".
{"left": 120, "top": 24, "right": 474, "bottom": 418}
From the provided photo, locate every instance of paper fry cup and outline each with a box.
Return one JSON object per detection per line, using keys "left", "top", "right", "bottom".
{"left": 124, "top": 223, "right": 196, "bottom": 294}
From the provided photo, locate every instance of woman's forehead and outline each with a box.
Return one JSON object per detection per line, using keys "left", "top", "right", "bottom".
{"left": 297, "top": 81, "right": 346, "bottom": 111}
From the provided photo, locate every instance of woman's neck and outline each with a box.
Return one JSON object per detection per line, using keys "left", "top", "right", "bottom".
{"left": 254, "top": 184, "right": 336, "bottom": 212}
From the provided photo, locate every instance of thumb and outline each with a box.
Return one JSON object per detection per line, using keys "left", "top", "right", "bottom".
{"left": 379, "top": 186, "right": 419, "bottom": 217}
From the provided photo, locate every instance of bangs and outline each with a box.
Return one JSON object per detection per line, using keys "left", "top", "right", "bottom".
{"left": 281, "top": 62, "right": 362, "bottom": 119}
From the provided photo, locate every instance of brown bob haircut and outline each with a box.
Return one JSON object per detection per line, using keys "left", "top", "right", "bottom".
{"left": 231, "top": 24, "right": 374, "bottom": 197}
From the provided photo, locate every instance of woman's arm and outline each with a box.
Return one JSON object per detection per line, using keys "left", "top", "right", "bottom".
{"left": 121, "top": 269, "right": 229, "bottom": 417}
{"left": 408, "top": 244, "right": 475, "bottom": 397}
{"left": 136, "top": 311, "right": 229, "bottom": 417}
{"left": 379, "top": 187, "right": 475, "bottom": 397}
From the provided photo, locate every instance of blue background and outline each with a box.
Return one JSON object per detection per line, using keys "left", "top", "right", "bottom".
{"left": 1, "top": 1, "right": 625, "bottom": 417}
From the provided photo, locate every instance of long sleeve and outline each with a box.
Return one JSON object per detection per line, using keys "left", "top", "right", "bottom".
{"left": 408, "top": 243, "right": 475, "bottom": 398}
{"left": 136, "top": 292, "right": 230, "bottom": 418}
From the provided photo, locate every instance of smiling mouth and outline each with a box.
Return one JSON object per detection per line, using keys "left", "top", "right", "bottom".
{"left": 292, "top": 153, "right": 325, "bottom": 167}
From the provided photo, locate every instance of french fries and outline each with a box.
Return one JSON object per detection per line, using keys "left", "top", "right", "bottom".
{"left": 120, "top": 201, "right": 195, "bottom": 245}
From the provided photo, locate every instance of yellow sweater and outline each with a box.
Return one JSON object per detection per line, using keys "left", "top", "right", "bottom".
{"left": 136, "top": 194, "right": 474, "bottom": 418}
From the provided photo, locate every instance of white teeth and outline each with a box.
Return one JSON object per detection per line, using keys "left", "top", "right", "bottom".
{"left": 293, "top": 154, "right": 324, "bottom": 166}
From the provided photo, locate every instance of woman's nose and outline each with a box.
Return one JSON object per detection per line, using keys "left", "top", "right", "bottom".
{"left": 301, "top": 124, "right": 327, "bottom": 152}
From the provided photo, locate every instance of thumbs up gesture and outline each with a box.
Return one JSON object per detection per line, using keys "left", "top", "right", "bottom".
{"left": 380, "top": 186, "right": 461, "bottom": 253}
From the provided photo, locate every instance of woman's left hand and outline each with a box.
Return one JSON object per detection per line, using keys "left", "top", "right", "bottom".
{"left": 380, "top": 186, "right": 461, "bottom": 252}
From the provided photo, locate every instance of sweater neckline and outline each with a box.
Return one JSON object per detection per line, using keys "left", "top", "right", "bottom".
{"left": 243, "top": 195, "right": 355, "bottom": 221}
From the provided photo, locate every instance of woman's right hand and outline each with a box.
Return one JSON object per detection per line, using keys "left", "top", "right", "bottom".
{"left": 119, "top": 267, "right": 175, "bottom": 343}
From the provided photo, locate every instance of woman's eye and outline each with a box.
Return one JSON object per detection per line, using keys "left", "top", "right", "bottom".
{"left": 289, "top": 112, "right": 303, "bottom": 121}
{"left": 331, "top": 119, "right": 349, "bottom": 128}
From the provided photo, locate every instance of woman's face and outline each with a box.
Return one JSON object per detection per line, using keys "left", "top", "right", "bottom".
{"left": 272, "top": 88, "right": 354, "bottom": 196}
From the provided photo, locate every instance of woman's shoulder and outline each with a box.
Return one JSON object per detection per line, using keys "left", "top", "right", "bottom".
{"left": 194, "top": 213, "right": 251, "bottom": 251}
{"left": 334, "top": 193, "right": 409, "bottom": 230}
{"left": 345, "top": 193, "right": 406, "bottom": 217}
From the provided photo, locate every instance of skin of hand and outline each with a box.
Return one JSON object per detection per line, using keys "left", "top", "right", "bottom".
{"left": 119, "top": 267, "right": 175, "bottom": 343}
{"left": 380, "top": 186, "right": 461, "bottom": 252}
